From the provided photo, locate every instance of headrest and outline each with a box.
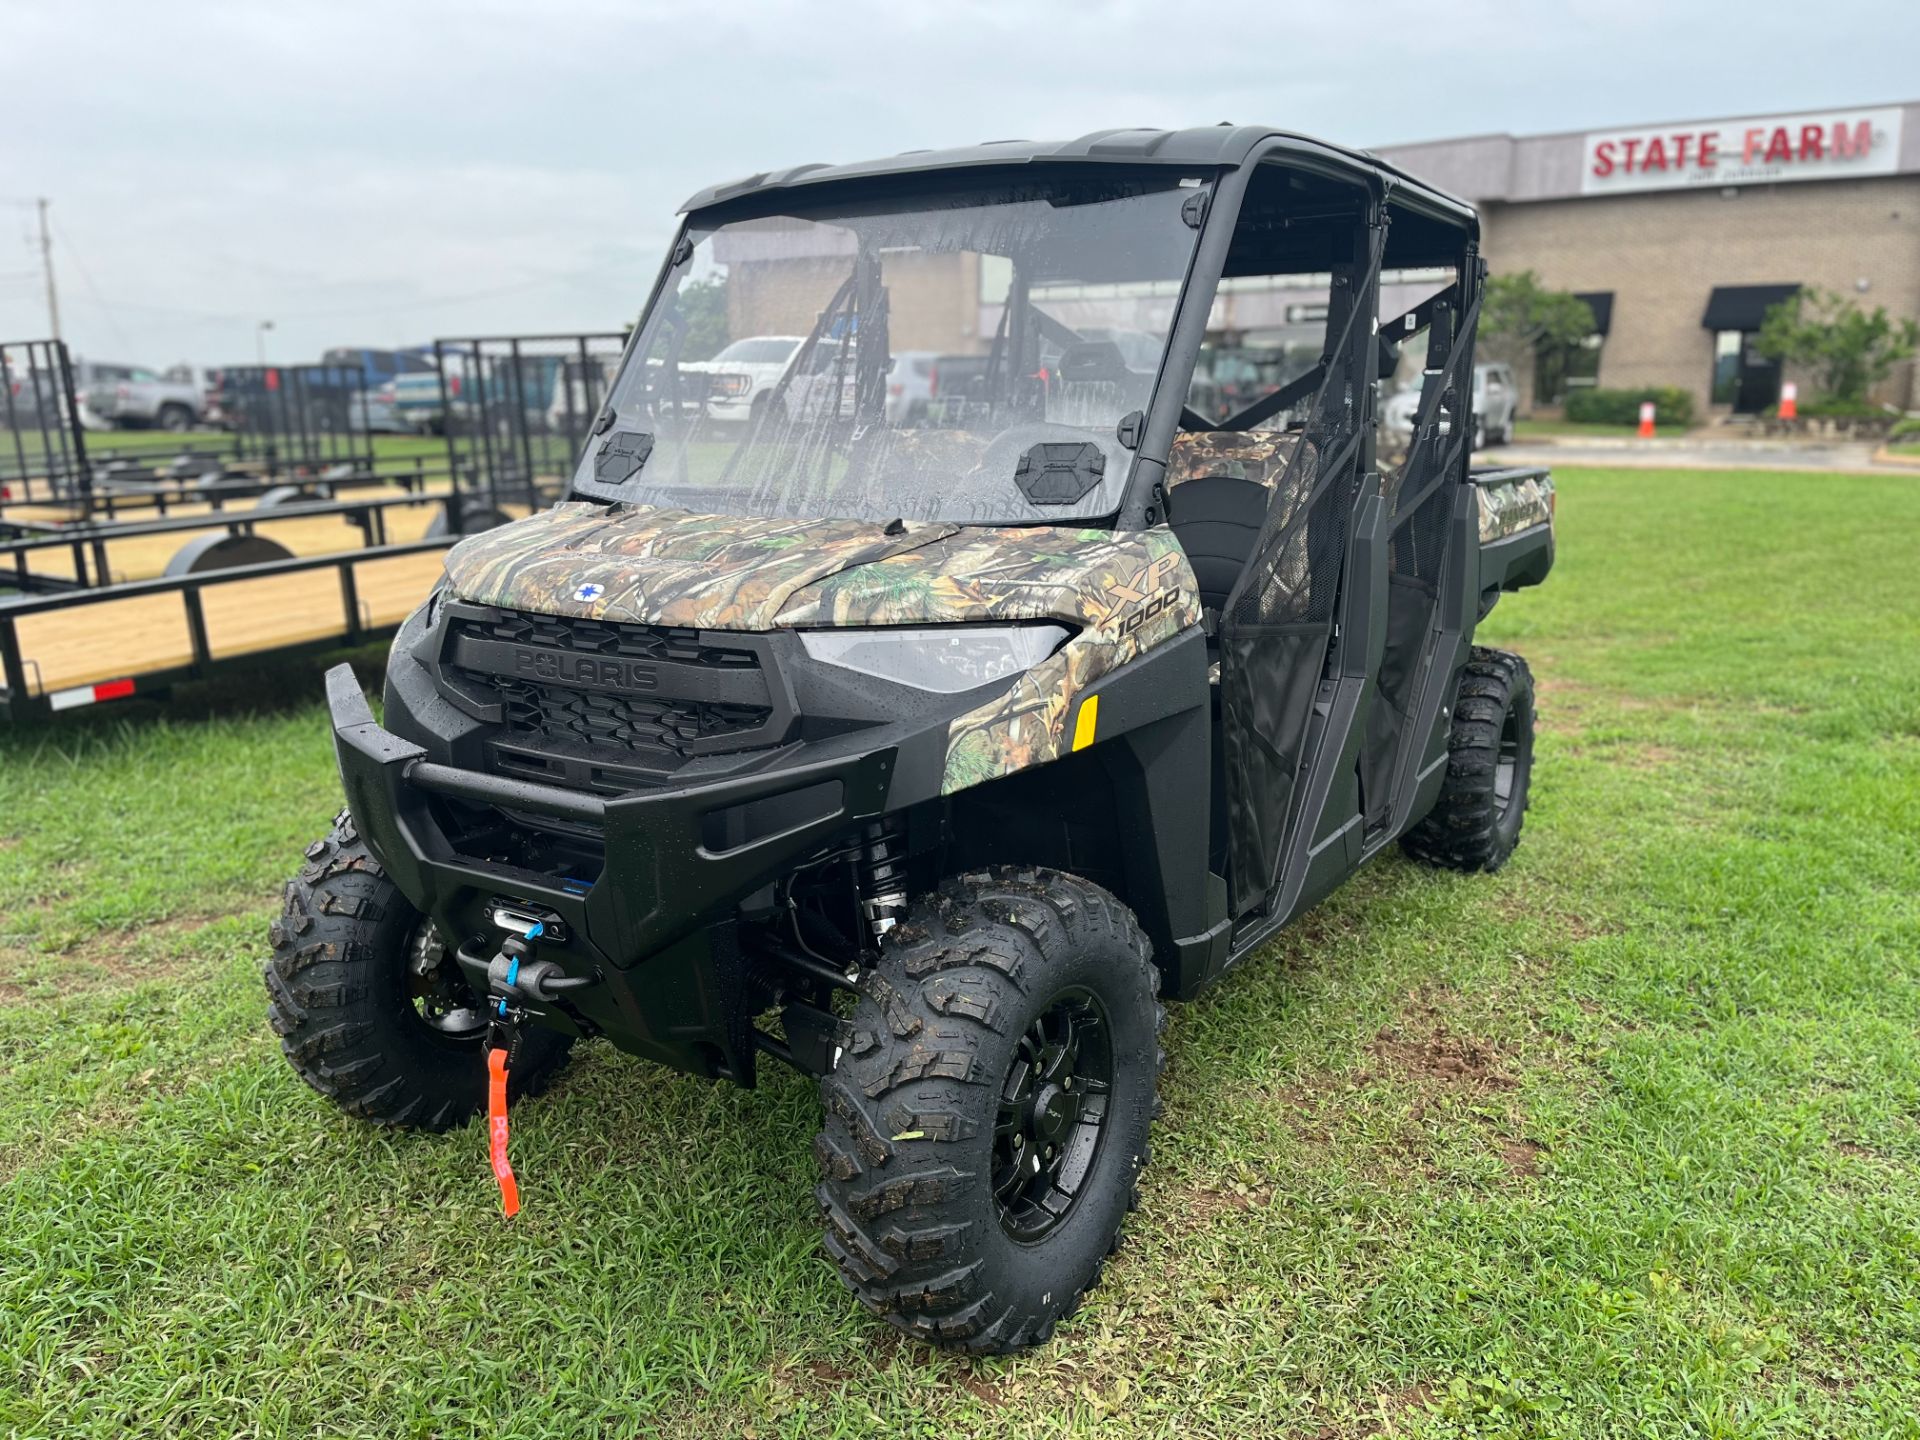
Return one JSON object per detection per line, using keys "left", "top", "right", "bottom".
{"left": 1165, "top": 430, "right": 1304, "bottom": 490}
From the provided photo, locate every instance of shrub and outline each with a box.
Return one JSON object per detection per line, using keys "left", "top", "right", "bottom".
{"left": 1756, "top": 288, "right": 1920, "bottom": 404}
{"left": 1782, "top": 396, "right": 1885, "bottom": 420}
{"left": 1564, "top": 387, "right": 1697, "bottom": 427}
{"left": 1888, "top": 417, "right": 1920, "bottom": 442}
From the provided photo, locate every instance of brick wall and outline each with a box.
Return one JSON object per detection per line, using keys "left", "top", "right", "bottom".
{"left": 1480, "top": 177, "right": 1920, "bottom": 415}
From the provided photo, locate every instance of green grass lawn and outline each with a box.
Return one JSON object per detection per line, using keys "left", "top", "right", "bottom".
{"left": 2, "top": 467, "right": 1918, "bottom": 1437}
{"left": 8, "top": 428, "right": 451, "bottom": 463}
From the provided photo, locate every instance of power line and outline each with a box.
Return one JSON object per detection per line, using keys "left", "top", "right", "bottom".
{"left": 48, "top": 213, "right": 134, "bottom": 355}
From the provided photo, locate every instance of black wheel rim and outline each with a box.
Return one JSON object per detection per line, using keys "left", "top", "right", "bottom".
{"left": 1493, "top": 702, "right": 1525, "bottom": 819}
{"left": 993, "top": 988, "right": 1113, "bottom": 1242}
{"left": 405, "top": 920, "right": 486, "bottom": 1038}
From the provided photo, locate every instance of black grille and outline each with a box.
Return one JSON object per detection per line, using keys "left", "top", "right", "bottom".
{"left": 452, "top": 610, "right": 760, "bottom": 670}
{"left": 491, "top": 677, "right": 769, "bottom": 758}
{"left": 442, "top": 609, "right": 780, "bottom": 779}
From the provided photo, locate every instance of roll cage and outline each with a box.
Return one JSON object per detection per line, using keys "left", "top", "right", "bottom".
{"left": 584, "top": 128, "right": 1481, "bottom": 532}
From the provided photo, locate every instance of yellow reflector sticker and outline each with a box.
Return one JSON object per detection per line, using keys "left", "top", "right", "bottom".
{"left": 1071, "top": 694, "right": 1099, "bottom": 751}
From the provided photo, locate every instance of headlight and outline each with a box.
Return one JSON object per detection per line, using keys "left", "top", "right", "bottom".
{"left": 799, "top": 624, "right": 1070, "bottom": 694}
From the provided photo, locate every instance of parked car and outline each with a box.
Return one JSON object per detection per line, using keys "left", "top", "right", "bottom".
{"left": 886, "top": 350, "right": 939, "bottom": 424}
{"left": 391, "top": 363, "right": 459, "bottom": 434}
{"left": 396, "top": 352, "right": 563, "bottom": 436}
{"left": 681, "top": 335, "right": 803, "bottom": 425}
{"left": 336, "top": 383, "right": 410, "bottom": 434}
{"left": 1382, "top": 362, "right": 1519, "bottom": 450}
{"left": 2, "top": 355, "right": 62, "bottom": 429}
{"left": 73, "top": 360, "right": 203, "bottom": 431}
{"left": 321, "top": 347, "right": 437, "bottom": 390}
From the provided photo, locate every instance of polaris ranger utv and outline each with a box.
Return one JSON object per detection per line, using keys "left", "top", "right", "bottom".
{"left": 268, "top": 126, "right": 1555, "bottom": 1354}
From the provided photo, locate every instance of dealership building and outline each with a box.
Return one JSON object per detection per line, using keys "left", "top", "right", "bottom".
{"left": 1376, "top": 101, "right": 1920, "bottom": 416}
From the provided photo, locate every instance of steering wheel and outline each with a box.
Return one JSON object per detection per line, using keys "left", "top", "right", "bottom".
{"left": 972, "top": 422, "right": 1107, "bottom": 482}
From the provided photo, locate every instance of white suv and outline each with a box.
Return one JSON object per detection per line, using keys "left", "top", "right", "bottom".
{"left": 1382, "top": 362, "right": 1519, "bottom": 451}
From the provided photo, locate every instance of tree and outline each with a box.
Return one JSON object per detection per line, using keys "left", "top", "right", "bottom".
{"left": 1477, "top": 272, "right": 1596, "bottom": 372}
{"left": 1755, "top": 288, "right": 1920, "bottom": 405}
{"left": 675, "top": 276, "right": 732, "bottom": 362}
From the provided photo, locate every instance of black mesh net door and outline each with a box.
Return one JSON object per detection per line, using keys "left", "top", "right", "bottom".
{"left": 1216, "top": 241, "right": 1381, "bottom": 916}
{"left": 1360, "top": 284, "right": 1481, "bottom": 830}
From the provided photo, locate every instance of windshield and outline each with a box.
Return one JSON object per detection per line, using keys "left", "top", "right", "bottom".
{"left": 574, "top": 173, "right": 1208, "bottom": 525}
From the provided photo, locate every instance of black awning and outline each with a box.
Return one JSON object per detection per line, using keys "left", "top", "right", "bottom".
{"left": 1701, "top": 284, "right": 1799, "bottom": 331}
{"left": 1574, "top": 291, "right": 1613, "bottom": 336}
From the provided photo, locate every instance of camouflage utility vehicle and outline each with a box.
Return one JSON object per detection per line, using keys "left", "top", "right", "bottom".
{"left": 269, "top": 126, "right": 1555, "bottom": 1353}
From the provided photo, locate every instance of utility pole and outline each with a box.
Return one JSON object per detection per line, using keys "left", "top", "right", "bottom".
{"left": 36, "top": 198, "right": 60, "bottom": 341}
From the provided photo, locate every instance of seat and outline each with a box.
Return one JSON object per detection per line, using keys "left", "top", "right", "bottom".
{"left": 1166, "top": 474, "right": 1271, "bottom": 631}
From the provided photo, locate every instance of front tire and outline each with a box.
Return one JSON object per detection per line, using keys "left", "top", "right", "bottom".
{"left": 814, "top": 868, "right": 1164, "bottom": 1354}
{"left": 1402, "top": 647, "right": 1535, "bottom": 872}
{"left": 265, "top": 811, "right": 573, "bottom": 1130}
{"left": 157, "top": 403, "right": 194, "bottom": 433}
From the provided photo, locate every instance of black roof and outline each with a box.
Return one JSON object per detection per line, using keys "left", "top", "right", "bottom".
{"left": 679, "top": 125, "right": 1476, "bottom": 223}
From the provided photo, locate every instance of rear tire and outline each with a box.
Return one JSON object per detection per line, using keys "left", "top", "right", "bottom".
{"left": 814, "top": 868, "right": 1164, "bottom": 1354}
{"left": 1402, "top": 647, "right": 1535, "bottom": 873}
{"left": 265, "top": 810, "right": 573, "bottom": 1130}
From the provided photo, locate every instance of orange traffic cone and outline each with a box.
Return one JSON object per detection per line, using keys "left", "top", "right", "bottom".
{"left": 1779, "top": 382, "right": 1798, "bottom": 421}
{"left": 1637, "top": 401, "right": 1655, "bottom": 439}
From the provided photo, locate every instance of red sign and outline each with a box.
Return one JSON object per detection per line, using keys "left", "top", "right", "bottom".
{"left": 1582, "top": 108, "right": 1902, "bottom": 194}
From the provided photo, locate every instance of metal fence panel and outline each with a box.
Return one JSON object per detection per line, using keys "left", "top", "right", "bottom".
{"left": 433, "top": 334, "right": 627, "bottom": 514}
{"left": 0, "top": 338, "right": 90, "bottom": 502}
{"left": 205, "top": 364, "right": 378, "bottom": 471}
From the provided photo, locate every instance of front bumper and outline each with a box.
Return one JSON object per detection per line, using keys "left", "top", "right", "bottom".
{"left": 325, "top": 662, "right": 898, "bottom": 1079}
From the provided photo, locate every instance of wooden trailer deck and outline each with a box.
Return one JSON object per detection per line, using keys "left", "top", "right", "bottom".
{"left": 8, "top": 500, "right": 446, "bottom": 587}
{"left": 2, "top": 544, "right": 452, "bottom": 705}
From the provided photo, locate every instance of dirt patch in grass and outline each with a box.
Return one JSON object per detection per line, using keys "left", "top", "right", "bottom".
{"left": 1498, "top": 1136, "right": 1546, "bottom": 1178}
{"left": 0, "top": 908, "right": 246, "bottom": 1003}
{"left": 1370, "top": 1023, "right": 1518, "bottom": 1093}
{"left": 960, "top": 1373, "right": 1008, "bottom": 1408}
{"left": 1491, "top": 893, "right": 1623, "bottom": 945}
{"left": 1367, "top": 1381, "right": 1439, "bottom": 1434}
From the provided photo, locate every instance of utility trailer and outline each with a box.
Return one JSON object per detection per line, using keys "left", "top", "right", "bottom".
{"left": 430, "top": 334, "right": 627, "bottom": 518}
{"left": 2, "top": 349, "right": 395, "bottom": 516}
{"left": 0, "top": 334, "right": 627, "bottom": 720}
{"left": 0, "top": 339, "right": 90, "bottom": 507}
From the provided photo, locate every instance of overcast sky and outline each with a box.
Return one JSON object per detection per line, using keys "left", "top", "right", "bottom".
{"left": 3, "top": 0, "right": 1911, "bottom": 369}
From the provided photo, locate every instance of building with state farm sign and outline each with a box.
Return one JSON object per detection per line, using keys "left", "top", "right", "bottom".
{"left": 1378, "top": 102, "right": 1919, "bottom": 417}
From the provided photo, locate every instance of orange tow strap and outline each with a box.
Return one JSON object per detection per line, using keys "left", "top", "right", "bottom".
{"left": 487, "top": 1046, "right": 520, "bottom": 1218}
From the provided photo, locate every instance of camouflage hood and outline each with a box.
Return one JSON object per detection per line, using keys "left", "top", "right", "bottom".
{"left": 441, "top": 501, "right": 960, "bottom": 630}
{"left": 441, "top": 499, "right": 1205, "bottom": 797}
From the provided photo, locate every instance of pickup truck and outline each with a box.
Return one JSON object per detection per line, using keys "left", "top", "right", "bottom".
{"left": 74, "top": 361, "right": 203, "bottom": 431}
{"left": 394, "top": 354, "right": 563, "bottom": 436}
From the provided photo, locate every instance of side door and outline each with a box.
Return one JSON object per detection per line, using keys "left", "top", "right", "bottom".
{"left": 1359, "top": 263, "right": 1484, "bottom": 846}
{"left": 1214, "top": 195, "right": 1386, "bottom": 921}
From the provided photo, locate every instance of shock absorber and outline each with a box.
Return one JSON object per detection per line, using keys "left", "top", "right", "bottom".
{"left": 855, "top": 819, "right": 909, "bottom": 943}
